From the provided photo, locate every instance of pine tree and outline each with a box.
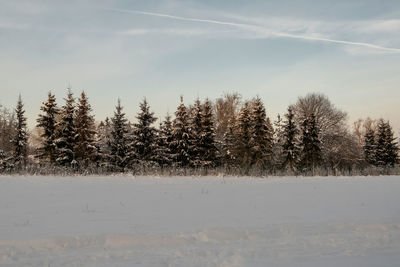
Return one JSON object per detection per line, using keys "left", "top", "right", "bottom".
{"left": 131, "top": 99, "right": 158, "bottom": 162}
{"left": 363, "top": 127, "right": 376, "bottom": 165}
{"left": 249, "top": 97, "right": 273, "bottom": 170}
{"left": 95, "top": 118, "right": 112, "bottom": 167}
{"left": 199, "top": 99, "right": 218, "bottom": 167}
{"left": 155, "top": 114, "right": 174, "bottom": 167}
{"left": 282, "top": 106, "right": 299, "bottom": 172}
{"left": 171, "top": 97, "right": 192, "bottom": 167}
{"left": 222, "top": 118, "right": 237, "bottom": 167}
{"left": 383, "top": 122, "right": 399, "bottom": 166}
{"left": 235, "top": 101, "right": 253, "bottom": 169}
{"left": 299, "top": 113, "right": 322, "bottom": 172}
{"left": 190, "top": 99, "right": 203, "bottom": 167}
{"left": 108, "top": 100, "right": 131, "bottom": 171}
{"left": 375, "top": 120, "right": 399, "bottom": 167}
{"left": 12, "top": 95, "right": 28, "bottom": 169}
{"left": 55, "top": 89, "right": 76, "bottom": 166}
{"left": 36, "top": 92, "right": 59, "bottom": 164}
{"left": 74, "top": 91, "right": 96, "bottom": 166}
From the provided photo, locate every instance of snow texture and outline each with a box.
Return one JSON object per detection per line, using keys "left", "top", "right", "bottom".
{"left": 0, "top": 175, "right": 400, "bottom": 266}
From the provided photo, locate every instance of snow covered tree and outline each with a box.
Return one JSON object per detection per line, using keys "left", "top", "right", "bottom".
{"left": 190, "top": 99, "right": 203, "bottom": 167}
{"left": 363, "top": 127, "right": 376, "bottom": 165}
{"left": 74, "top": 91, "right": 96, "bottom": 166}
{"left": 131, "top": 99, "right": 158, "bottom": 163}
{"left": 154, "top": 114, "right": 174, "bottom": 167}
{"left": 222, "top": 118, "right": 237, "bottom": 167}
{"left": 0, "top": 104, "right": 16, "bottom": 154}
{"left": 249, "top": 97, "right": 273, "bottom": 170}
{"left": 299, "top": 113, "right": 322, "bottom": 172}
{"left": 235, "top": 101, "right": 253, "bottom": 169}
{"left": 36, "top": 92, "right": 59, "bottom": 164}
{"left": 375, "top": 120, "right": 398, "bottom": 167}
{"left": 11, "top": 95, "right": 28, "bottom": 168}
{"left": 171, "top": 97, "right": 193, "bottom": 167}
{"left": 281, "top": 106, "right": 300, "bottom": 172}
{"left": 199, "top": 99, "right": 218, "bottom": 167}
{"left": 55, "top": 89, "right": 76, "bottom": 166}
{"left": 95, "top": 118, "right": 112, "bottom": 167}
{"left": 108, "top": 100, "right": 131, "bottom": 171}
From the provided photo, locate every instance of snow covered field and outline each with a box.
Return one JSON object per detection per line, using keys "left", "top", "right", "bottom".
{"left": 1, "top": 175, "right": 400, "bottom": 267}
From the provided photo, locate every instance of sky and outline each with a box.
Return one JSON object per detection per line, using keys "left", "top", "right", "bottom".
{"left": 1, "top": 0, "right": 399, "bottom": 133}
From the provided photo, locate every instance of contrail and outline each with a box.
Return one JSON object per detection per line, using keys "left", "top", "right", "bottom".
{"left": 107, "top": 8, "right": 400, "bottom": 53}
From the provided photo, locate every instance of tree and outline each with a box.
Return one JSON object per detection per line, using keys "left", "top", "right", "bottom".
{"left": 155, "top": 114, "right": 174, "bottom": 167}
{"left": 235, "top": 101, "right": 253, "bottom": 169}
{"left": 249, "top": 97, "right": 273, "bottom": 170}
{"left": 281, "top": 106, "right": 299, "bottom": 172}
{"left": 171, "top": 97, "right": 193, "bottom": 167}
{"left": 375, "top": 120, "right": 398, "bottom": 167}
{"left": 55, "top": 89, "right": 76, "bottom": 166}
{"left": 199, "top": 99, "right": 218, "bottom": 167}
{"left": 11, "top": 95, "right": 28, "bottom": 168}
{"left": 293, "top": 93, "right": 358, "bottom": 170}
{"left": 190, "top": 99, "right": 203, "bottom": 167}
{"left": 108, "top": 99, "right": 131, "bottom": 171}
{"left": 299, "top": 113, "right": 322, "bottom": 173}
{"left": 74, "top": 91, "right": 96, "bottom": 166}
{"left": 0, "top": 104, "right": 16, "bottom": 154}
{"left": 363, "top": 127, "right": 376, "bottom": 165}
{"left": 131, "top": 99, "right": 158, "bottom": 163}
{"left": 36, "top": 92, "right": 59, "bottom": 164}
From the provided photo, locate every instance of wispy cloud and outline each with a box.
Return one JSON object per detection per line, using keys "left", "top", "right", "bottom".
{"left": 107, "top": 8, "right": 400, "bottom": 53}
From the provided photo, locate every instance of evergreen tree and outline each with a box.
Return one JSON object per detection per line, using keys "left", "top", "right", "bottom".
{"left": 95, "top": 118, "right": 112, "bottom": 167}
{"left": 12, "top": 95, "right": 28, "bottom": 168}
{"left": 55, "top": 89, "right": 76, "bottom": 166}
{"left": 74, "top": 91, "right": 96, "bottom": 166}
{"left": 375, "top": 120, "right": 399, "bottom": 167}
{"left": 249, "top": 97, "right": 273, "bottom": 169}
{"left": 235, "top": 101, "right": 253, "bottom": 169}
{"left": 190, "top": 99, "right": 203, "bottom": 167}
{"left": 282, "top": 106, "right": 299, "bottom": 172}
{"left": 108, "top": 99, "right": 131, "bottom": 171}
{"left": 199, "top": 99, "right": 218, "bottom": 167}
{"left": 299, "top": 113, "right": 322, "bottom": 172}
{"left": 155, "top": 114, "right": 174, "bottom": 167}
{"left": 273, "top": 114, "right": 285, "bottom": 168}
{"left": 36, "top": 92, "right": 59, "bottom": 164}
{"left": 363, "top": 127, "right": 376, "bottom": 165}
{"left": 222, "top": 118, "right": 237, "bottom": 167}
{"left": 171, "top": 97, "right": 192, "bottom": 167}
{"left": 131, "top": 99, "right": 158, "bottom": 162}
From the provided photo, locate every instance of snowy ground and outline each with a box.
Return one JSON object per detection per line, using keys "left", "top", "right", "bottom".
{"left": 0, "top": 175, "right": 400, "bottom": 267}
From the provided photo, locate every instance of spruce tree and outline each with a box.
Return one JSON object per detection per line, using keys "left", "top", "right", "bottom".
{"left": 383, "top": 121, "right": 399, "bottom": 166}
{"left": 131, "top": 99, "right": 158, "bottom": 162}
{"left": 363, "top": 127, "right": 376, "bottom": 165}
{"left": 222, "top": 118, "right": 237, "bottom": 167}
{"left": 108, "top": 99, "right": 131, "bottom": 171}
{"left": 36, "top": 92, "right": 59, "bottom": 164}
{"left": 155, "top": 114, "right": 174, "bottom": 167}
{"left": 299, "top": 113, "right": 322, "bottom": 172}
{"left": 375, "top": 120, "right": 399, "bottom": 167}
{"left": 12, "top": 95, "right": 28, "bottom": 169}
{"left": 171, "top": 97, "right": 192, "bottom": 167}
{"left": 199, "top": 99, "right": 218, "bottom": 167}
{"left": 190, "top": 99, "right": 203, "bottom": 167}
{"left": 55, "top": 89, "right": 76, "bottom": 166}
{"left": 282, "top": 106, "right": 299, "bottom": 172}
{"left": 95, "top": 118, "right": 112, "bottom": 167}
{"left": 249, "top": 97, "right": 273, "bottom": 170}
{"left": 74, "top": 91, "right": 96, "bottom": 166}
{"left": 235, "top": 101, "right": 252, "bottom": 169}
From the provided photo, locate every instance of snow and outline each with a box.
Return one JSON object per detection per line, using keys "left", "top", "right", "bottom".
{"left": 1, "top": 175, "right": 400, "bottom": 266}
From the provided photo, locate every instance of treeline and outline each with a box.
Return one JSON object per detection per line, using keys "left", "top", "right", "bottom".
{"left": 0, "top": 90, "right": 399, "bottom": 176}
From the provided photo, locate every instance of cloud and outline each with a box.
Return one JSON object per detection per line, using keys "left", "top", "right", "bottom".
{"left": 106, "top": 8, "right": 400, "bottom": 54}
